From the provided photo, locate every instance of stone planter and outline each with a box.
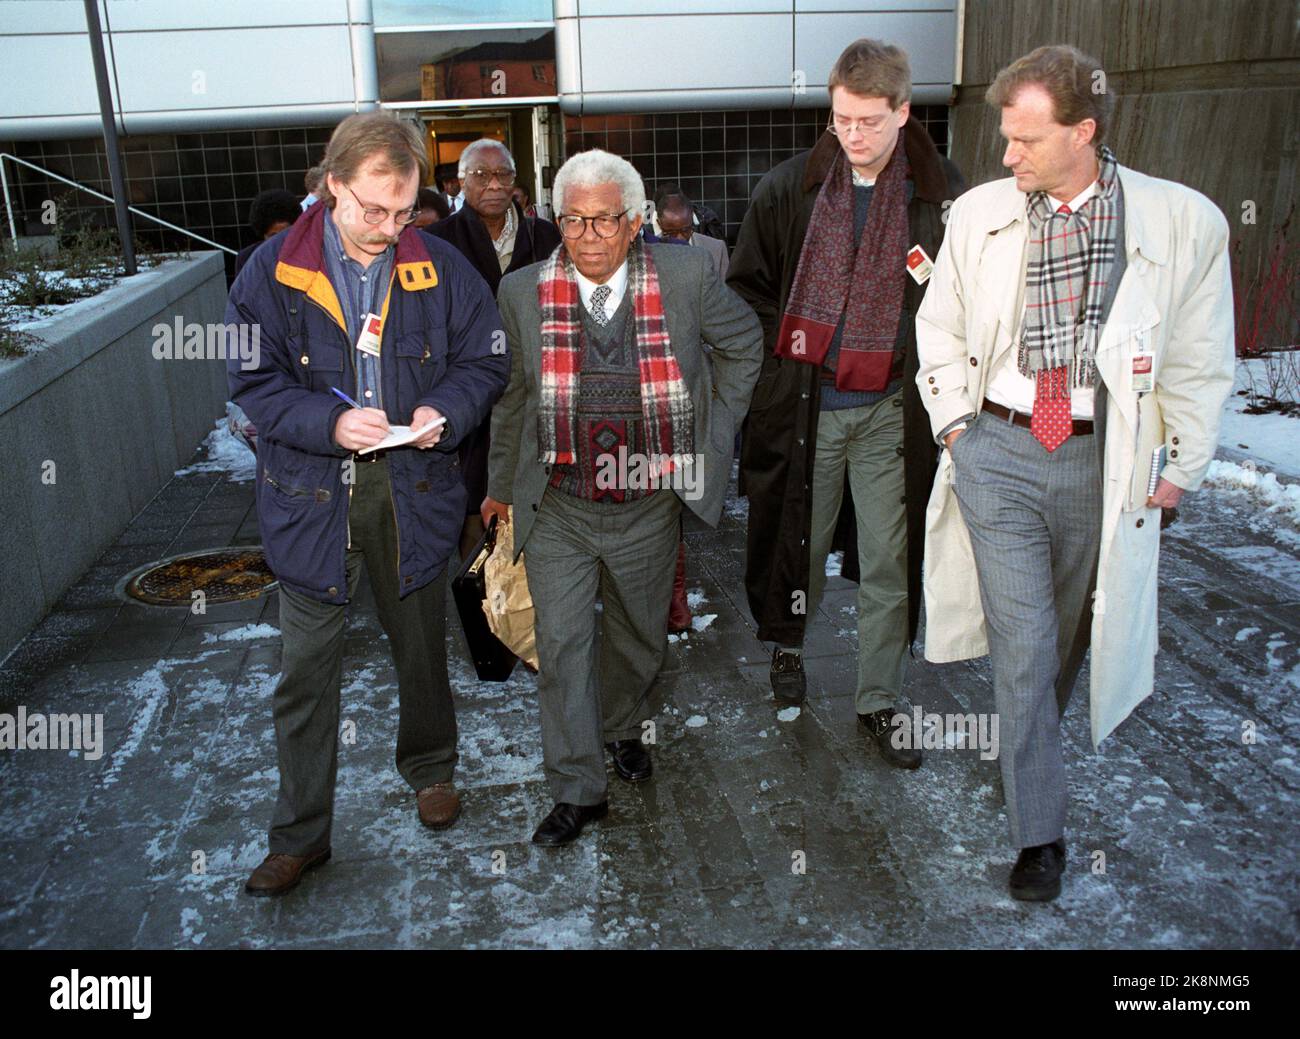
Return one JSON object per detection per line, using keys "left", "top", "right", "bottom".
{"left": 0, "top": 251, "right": 229, "bottom": 657}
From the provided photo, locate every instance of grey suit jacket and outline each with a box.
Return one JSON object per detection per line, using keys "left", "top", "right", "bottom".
{"left": 489, "top": 243, "right": 763, "bottom": 557}
{"left": 691, "top": 231, "right": 730, "bottom": 281}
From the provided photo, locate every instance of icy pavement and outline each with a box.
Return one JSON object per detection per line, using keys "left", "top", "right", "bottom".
{"left": 0, "top": 430, "right": 1296, "bottom": 949}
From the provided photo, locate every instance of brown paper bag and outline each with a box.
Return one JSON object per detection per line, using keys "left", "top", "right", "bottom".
{"left": 481, "top": 507, "right": 539, "bottom": 670}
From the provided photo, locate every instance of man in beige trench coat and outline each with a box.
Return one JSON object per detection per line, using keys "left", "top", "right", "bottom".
{"left": 915, "top": 45, "right": 1235, "bottom": 902}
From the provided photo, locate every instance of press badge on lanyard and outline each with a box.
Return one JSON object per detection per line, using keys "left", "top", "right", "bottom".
{"left": 906, "top": 244, "right": 933, "bottom": 285}
{"left": 1130, "top": 352, "right": 1154, "bottom": 394}
{"left": 356, "top": 313, "right": 383, "bottom": 357}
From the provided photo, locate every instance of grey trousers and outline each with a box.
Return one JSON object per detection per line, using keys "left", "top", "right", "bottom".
{"left": 524, "top": 486, "right": 681, "bottom": 806}
{"left": 805, "top": 393, "right": 908, "bottom": 714}
{"left": 950, "top": 410, "right": 1102, "bottom": 849}
{"left": 268, "top": 457, "right": 457, "bottom": 856}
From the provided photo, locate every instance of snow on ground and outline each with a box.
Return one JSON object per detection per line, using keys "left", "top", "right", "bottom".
{"left": 668, "top": 588, "right": 717, "bottom": 640}
{"left": 3, "top": 258, "right": 176, "bottom": 332}
{"left": 1218, "top": 359, "right": 1299, "bottom": 477}
{"left": 1202, "top": 460, "right": 1300, "bottom": 526}
{"left": 201, "top": 624, "right": 280, "bottom": 644}
{"left": 722, "top": 495, "right": 749, "bottom": 522}
{"left": 173, "top": 412, "right": 257, "bottom": 482}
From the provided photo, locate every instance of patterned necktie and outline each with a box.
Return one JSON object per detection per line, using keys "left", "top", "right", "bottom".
{"left": 589, "top": 284, "right": 612, "bottom": 326}
{"left": 1029, "top": 203, "right": 1074, "bottom": 452}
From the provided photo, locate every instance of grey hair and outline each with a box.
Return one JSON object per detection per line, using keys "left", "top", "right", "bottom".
{"left": 458, "top": 138, "right": 515, "bottom": 177}
{"left": 552, "top": 149, "right": 647, "bottom": 218}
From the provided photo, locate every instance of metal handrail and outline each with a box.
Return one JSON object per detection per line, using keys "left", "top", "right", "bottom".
{"left": 0, "top": 152, "right": 236, "bottom": 255}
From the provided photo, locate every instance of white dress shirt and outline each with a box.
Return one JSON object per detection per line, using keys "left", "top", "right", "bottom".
{"left": 985, "top": 180, "right": 1101, "bottom": 420}
{"left": 575, "top": 260, "right": 629, "bottom": 321}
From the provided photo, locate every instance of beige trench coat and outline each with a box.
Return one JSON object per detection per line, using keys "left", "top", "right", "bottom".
{"left": 915, "top": 165, "right": 1235, "bottom": 747}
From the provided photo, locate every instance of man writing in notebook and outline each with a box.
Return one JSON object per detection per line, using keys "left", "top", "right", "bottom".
{"left": 915, "top": 46, "right": 1234, "bottom": 901}
{"left": 227, "top": 112, "right": 508, "bottom": 896}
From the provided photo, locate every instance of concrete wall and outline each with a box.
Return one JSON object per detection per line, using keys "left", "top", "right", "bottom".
{"left": 949, "top": 0, "right": 1299, "bottom": 310}
{"left": 0, "top": 251, "right": 228, "bottom": 657}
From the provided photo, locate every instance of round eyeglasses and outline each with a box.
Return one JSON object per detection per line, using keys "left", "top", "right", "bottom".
{"left": 557, "top": 212, "right": 627, "bottom": 239}
{"left": 341, "top": 183, "right": 421, "bottom": 225}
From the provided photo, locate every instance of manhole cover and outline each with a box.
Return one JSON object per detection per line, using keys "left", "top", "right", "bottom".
{"left": 124, "top": 547, "right": 278, "bottom": 606}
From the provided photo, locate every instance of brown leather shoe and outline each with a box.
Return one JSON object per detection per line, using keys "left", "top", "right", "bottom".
{"left": 417, "top": 782, "right": 461, "bottom": 829}
{"left": 244, "top": 848, "right": 331, "bottom": 897}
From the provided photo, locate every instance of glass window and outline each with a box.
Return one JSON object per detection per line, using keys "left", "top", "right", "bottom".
{"left": 377, "top": 28, "right": 556, "bottom": 103}
{"left": 374, "top": 1, "right": 553, "bottom": 28}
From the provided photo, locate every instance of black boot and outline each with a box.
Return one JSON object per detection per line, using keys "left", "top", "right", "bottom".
{"left": 769, "top": 648, "right": 806, "bottom": 704}
{"left": 1009, "top": 839, "right": 1066, "bottom": 902}
{"left": 858, "top": 709, "right": 923, "bottom": 769}
{"left": 605, "top": 739, "right": 653, "bottom": 782}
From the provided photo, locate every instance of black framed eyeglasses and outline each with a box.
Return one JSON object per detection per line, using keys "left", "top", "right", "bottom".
{"left": 557, "top": 212, "right": 627, "bottom": 239}
{"left": 341, "top": 183, "right": 421, "bottom": 225}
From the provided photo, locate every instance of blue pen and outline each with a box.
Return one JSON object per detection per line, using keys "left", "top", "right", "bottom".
{"left": 330, "top": 386, "right": 363, "bottom": 410}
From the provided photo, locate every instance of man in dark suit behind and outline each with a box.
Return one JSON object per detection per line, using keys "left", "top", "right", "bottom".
{"left": 430, "top": 138, "right": 563, "bottom": 559}
{"left": 483, "top": 148, "right": 763, "bottom": 846}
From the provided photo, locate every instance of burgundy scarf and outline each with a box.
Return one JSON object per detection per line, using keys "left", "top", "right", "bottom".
{"left": 775, "top": 130, "right": 910, "bottom": 391}
{"left": 536, "top": 239, "right": 694, "bottom": 475}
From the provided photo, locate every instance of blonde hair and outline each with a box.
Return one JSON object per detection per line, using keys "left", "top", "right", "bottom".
{"left": 317, "top": 112, "right": 428, "bottom": 207}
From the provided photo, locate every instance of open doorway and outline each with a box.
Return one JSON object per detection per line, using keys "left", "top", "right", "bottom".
{"left": 420, "top": 106, "right": 557, "bottom": 217}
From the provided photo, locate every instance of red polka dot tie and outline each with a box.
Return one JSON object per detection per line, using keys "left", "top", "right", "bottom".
{"left": 1030, "top": 203, "right": 1074, "bottom": 453}
{"left": 1031, "top": 364, "right": 1073, "bottom": 452}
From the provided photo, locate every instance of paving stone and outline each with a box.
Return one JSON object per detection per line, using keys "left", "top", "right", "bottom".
{"left": 0, "top": 437, "right": 1296, "bottom": 948}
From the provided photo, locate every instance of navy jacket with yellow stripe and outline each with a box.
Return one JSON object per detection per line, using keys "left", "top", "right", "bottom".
{"left": 226, "top": 200, "right": 509, "bottom": 604}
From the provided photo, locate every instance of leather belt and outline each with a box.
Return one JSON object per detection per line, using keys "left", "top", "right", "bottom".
{"left": 981, "top": 397, "right": 1093, "bottom": 436}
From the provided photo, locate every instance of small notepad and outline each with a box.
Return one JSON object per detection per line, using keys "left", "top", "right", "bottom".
{"left": 358, "top": 416, "right": 446, "bottom": 455}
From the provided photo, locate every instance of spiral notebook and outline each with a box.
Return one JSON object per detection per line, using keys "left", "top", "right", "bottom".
{"left": 1146, "top": 445, "right": 1167, "bottom": 497}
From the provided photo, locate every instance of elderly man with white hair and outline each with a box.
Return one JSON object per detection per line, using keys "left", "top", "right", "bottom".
{"left": 484, "top": 148, "right": 763, "bottom": 845}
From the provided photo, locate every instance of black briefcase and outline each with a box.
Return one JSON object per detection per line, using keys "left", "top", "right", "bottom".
{"left": 451, "top": 515, "right": 519, "bottom": 682}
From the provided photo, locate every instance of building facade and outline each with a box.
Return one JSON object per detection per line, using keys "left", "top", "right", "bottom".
{"left": 0, "top": 1, "right": 958, "bottom": 278}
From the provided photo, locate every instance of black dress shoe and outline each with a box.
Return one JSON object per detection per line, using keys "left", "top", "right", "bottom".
{"left": 858, "top": 709, "right": 923, "bottom": 769}
{"left": 1009, "top": 839, "right": 1066, "bottom": 902}
{"left": 606, "top": 739, "right": 652, "bottom": 782}
{"left": 770, "top": 648, "right": 807, "bottom": 704}
{"left": 531, "top": 801, "right": 609, "bottom": 846}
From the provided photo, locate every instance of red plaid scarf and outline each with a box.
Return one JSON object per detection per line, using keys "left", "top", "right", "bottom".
{"left": 537, "top": 239, "right": 694, "bottom": 475}
{"left": 773, "top": 129, "right": 910, "bottom": 391}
